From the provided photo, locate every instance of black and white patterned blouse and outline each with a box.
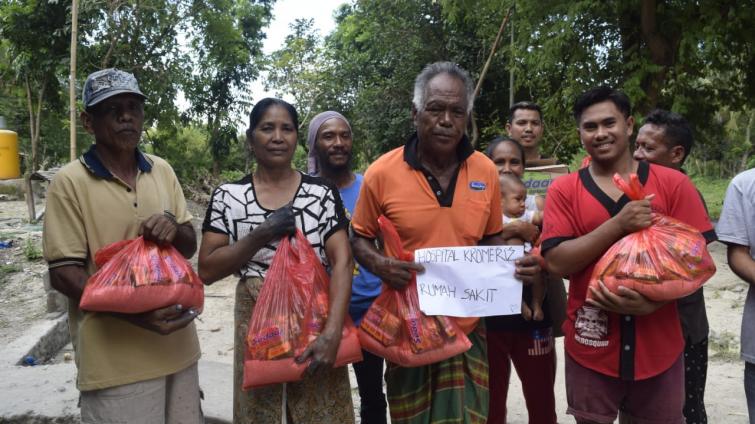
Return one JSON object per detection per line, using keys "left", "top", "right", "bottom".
{"left": 202, "top": 172, "right": 348, "bottom": 279}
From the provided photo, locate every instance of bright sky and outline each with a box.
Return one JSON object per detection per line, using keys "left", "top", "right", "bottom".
{"left": 250, "top": 0, "right": 346, "bottom": 102}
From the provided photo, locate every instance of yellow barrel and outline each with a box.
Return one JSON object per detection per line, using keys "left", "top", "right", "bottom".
{"left": 0, "top": 129, "right": 21, "bottom": 180}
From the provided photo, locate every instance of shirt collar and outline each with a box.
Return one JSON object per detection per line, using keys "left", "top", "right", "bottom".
{"left": 80, "top": 144, "right": 153, "bottom": 179}
{"left": 403, "top": 132, "right": 475, "bottom": 170}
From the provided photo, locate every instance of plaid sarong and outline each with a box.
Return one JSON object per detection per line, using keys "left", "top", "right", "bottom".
{"left": 385, "top": 329, "right": 488, "bottom": 424}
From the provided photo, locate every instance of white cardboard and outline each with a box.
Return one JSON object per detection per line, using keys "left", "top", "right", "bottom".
{"left": 414, "top": 245, "right": 524, "bottom": 317}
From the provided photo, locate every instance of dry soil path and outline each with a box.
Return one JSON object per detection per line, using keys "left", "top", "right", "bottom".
{"left": 0, "top": 199, "right": 749, "bottom": 422}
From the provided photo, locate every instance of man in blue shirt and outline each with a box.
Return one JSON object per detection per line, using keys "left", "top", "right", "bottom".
{"left": 308, "top": 111, "right": 387, "bottom": 424}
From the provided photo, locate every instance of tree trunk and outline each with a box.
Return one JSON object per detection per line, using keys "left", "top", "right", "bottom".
{"left": 24, "top": 76, "right": 45, "bottom": 172}
{"left": 618, "top": 0, "right": 683, "bottom": 113}
{"left": 25, "top": 77, "right": 34, "bottom": 171}
{"left": 69, "top": 0, "right": 80, "bottom": 162}
{"left": 471, "top": 7, "right": 512, "bottom": 147}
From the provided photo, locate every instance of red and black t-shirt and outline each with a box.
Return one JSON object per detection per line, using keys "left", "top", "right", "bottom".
{"left": 541, "top": 161, "right": 715, "bottom": 380}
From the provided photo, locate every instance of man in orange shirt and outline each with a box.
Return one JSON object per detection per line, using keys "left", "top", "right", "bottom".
{"left": 351, "top": 61, "right": 542, "bottom": 424}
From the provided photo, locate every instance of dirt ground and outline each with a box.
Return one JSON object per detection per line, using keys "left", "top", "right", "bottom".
{"left": 0, "top": 198, "right": 750, "bottom": 422}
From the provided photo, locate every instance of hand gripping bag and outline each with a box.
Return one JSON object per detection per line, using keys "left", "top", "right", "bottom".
{"left": 587, "top": 174, "right": 716, "bottom": 302}
{"left": 80, "top": 237, "right": 204, "bottom": 313}
{"left": 358, "top": 215, "right": 472, "bottom": 367}
{"left": 243, "top": 230, "right": 362, "bottom": 389}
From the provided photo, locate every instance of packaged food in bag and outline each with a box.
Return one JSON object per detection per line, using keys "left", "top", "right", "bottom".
{"left": 357, "top": 215, "right": 472, "bottom": 367}
{"left": 243, "top": 230, "right": 362, "bottom": 389}
{"left": 587, "top": 174, "right": 716, "bottom": 302}
{"left": 80, "top": 237, "right": 204, "bottom": 313}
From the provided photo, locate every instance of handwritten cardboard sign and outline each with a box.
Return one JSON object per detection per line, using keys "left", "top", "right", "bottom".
{"left": 414, "top": 246, "right": 524, "bottom": 317}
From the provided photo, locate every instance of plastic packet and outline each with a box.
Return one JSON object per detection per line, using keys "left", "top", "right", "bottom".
{"left": 357, "top": 215, "right": 471, "bottom": 367}
{"left": 587, "top": 174, "right": 715, "bottom": 301}
{"left": 243, "top": 230, "right": 362, "bottom": 389}
{"left": 80, "top": 237, "right": 204, "bottom": 313}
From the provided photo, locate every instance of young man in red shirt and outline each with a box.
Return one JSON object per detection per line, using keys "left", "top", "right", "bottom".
{"left": 540, "top": 87, "right": 716, "bottom": 423}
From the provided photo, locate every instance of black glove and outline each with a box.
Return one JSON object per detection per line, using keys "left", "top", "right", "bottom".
{"left": 263, "top": 204, "right": 296, "bottom": 240}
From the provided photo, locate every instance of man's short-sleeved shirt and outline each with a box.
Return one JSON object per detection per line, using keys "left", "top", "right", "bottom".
{"left": 541, "top": 161, "right": 715, "bottom": 380}
{"left": 42, "top": 145, "right": 200, "bottom": 391}
{"left": 202, "top": 172, "right": 348, "bottom": 279}
{"left": 351, "top": 134, "right": 503, "bottom": 334}
{"left": 676, "top": 180, "right": 712, "bottom": 344}
{"left": 340, "top": 174, "right": 383, "bottom": 323}
{"left": 716, "top": 168, "right": 755, "bottom": 362}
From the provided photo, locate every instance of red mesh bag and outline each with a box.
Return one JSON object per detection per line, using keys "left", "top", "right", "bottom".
{"left": 243, "top": 230, "right": 362, "bottom": 389}
{"left": 587, "top": 174, "right": 716, "bottom": 302}
{"left": 358, "top": 215, "right": 472, "bottom": 367}
{"left": 80, "top": 237, "right": 204, "bottom": 313}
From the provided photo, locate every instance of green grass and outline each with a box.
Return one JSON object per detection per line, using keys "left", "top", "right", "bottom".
{"left": 690, "top": 176, "right": 730, "bottom": 221}
{"left": 709, "top": 329, "right": 741, "bottom": 362}
{"left": 23, "top": 238, "right": 43, "bottom": 261}
{"left": 0, "top": 264, "right": 22, "bottom": 284}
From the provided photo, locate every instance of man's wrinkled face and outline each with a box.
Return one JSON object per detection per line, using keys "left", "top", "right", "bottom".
{"left": 413, "top": 73, "right": 468, "bottom": 157}
{"left": 82, "top": 94, "right": 145, "bottom": 151}
{"left": 315, "top": 118, "right": 353, "bottom": 172}
{"left": 506, "top": 109, "right": 543, "bottom": 149}
{"left": 633, "top": 124, "right": 683, "bottom": 170}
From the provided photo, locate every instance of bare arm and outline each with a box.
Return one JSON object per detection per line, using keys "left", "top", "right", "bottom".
{"left": 586, "top": 282, "right": 666, "bottom": 316}
{"left": 351, "top": 232, "right": 424, "bottom": 289}
{"left": 531, "top": 211, "right": 543, "bottom": 227}
{"left": 544, "top": 216, "right": 624, "bottom": 277}
{"left": 50, "top": 264, "right": 197, "bottom": 334}
{"left": 544, "top": 197, "right": 653, "bottom": 277}
{"left": 49, "top": 264, "right": 88, "bottom": 301}
{"left": 545, "top": 196, "right": 664, "bottom": 316}
{"left": 728, "top": 244, "right": 755, "bottom": 286}
{"left": 172, "top": 223, "right": 197, "bottom": 259}
{"left": 500, "top": 220, "right": 539, "bottom": 244}
{"left": 198, "top": 205, "right": 295, "bottom": 284}
{"left": 140, "top": 214, "right": 197, "bottom": 259}
{"left": 139, "top": 214, "right": 197, "bottom": 259}
{"left": 297, "top": 229, "right": 353, "bottom": 373}
{"left": 198, "top": 229, "right": 272, "bottom": 284}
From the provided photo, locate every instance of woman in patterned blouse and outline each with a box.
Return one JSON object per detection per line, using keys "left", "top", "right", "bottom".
{"left": 198, "top": 98, "right": 355, "bottom": 424}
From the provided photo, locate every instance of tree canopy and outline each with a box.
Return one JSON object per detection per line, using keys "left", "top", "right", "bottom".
{"left": 0, "top": 0, "right": 752, "bottom": 187}
{"left": 269, "top": 0, "right": 753, "bottom": 173}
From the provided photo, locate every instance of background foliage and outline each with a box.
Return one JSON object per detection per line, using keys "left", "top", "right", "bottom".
{"left": 0, "top": 0, "right": 752, "bottom": 192}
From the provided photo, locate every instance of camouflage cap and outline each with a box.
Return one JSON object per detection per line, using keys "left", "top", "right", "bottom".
{"left": 82, "top": 68, "right": 146, "bottom": 108}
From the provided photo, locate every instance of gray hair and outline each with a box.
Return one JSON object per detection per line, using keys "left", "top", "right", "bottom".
{"left": 412, "top": 61, "right": 475, "bottom": 114}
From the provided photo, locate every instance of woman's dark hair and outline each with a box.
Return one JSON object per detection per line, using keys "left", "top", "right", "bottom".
{"left": 485, "top": 135, "right": 526, "bottom": 168}
{"left": 249, "top": 98, "right": 299, "bottom": 131}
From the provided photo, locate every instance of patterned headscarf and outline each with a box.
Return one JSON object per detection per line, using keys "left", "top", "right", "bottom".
{"left": 306, "top": 111, "right": 352, "bottom": 175}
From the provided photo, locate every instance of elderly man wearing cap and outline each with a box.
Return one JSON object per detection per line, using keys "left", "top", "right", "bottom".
{"left": 307, "top": 111, "right": 388, "bottom": 424}
{"left": 42, "top": 68, "right": 202, "bottom": 423}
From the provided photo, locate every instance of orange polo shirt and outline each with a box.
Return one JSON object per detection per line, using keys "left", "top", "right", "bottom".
{"left": 352, "top": 134, "right": 503, "bottom": 333}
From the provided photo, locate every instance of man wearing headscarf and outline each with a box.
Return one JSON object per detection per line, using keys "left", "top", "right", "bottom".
{"left": 308, "top": 111, "right": 388, "bottom": 424}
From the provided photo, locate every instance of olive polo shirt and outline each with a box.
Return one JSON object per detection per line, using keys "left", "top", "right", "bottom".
{"left": 42, "top": 145, "right": 200, "bottom": 391}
